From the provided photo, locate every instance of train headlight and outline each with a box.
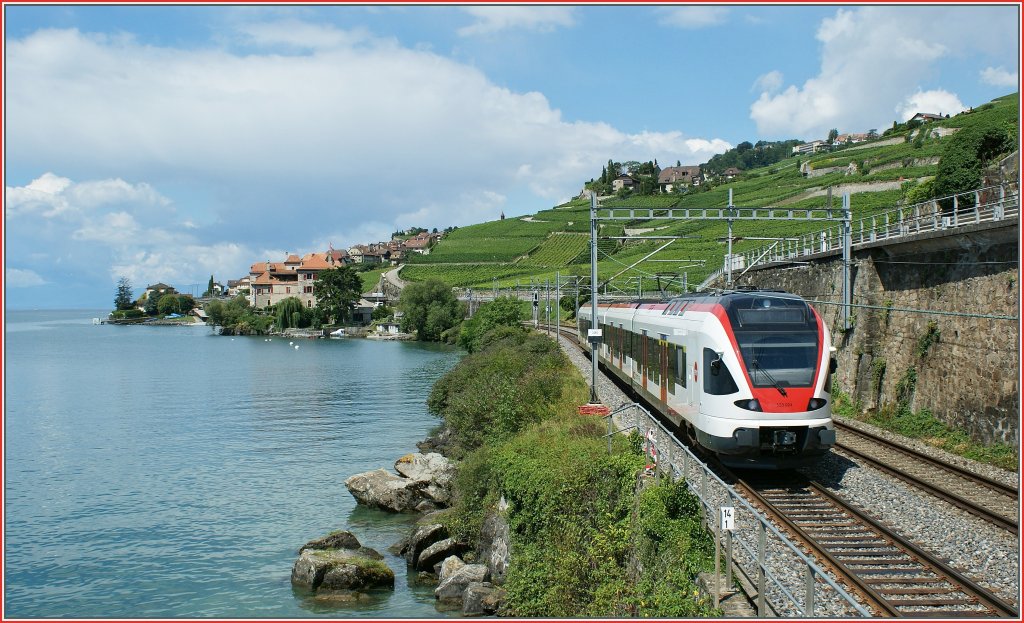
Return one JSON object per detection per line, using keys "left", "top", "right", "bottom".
{"left": 807, "top": 398, "right": 828, "bottom": 411}
{"left": 734, "top": 399, "right": 762, "bottom": 412}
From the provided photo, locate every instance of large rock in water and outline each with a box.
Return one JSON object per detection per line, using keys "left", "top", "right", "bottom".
{"left": 463, "top": 582, "right": 506, "bottom": 616}
{"left": 403, "top": 523, "right": 449, "bottom": 566}
{"left": 292, "top": 530, "right": 394, "bottom": 595}
{"left": 394, "top": 452, "right": 456, "bottom": 505}
{"left": 345, "top": 453, "right": 457, "bottom": 513}
{"left": 416, "top": 537, "right": 469, "bottom": 572}
{"left": 344, "top": 469, "right": 425, "bottom": 513}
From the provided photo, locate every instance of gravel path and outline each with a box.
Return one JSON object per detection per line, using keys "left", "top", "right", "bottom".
{"left": 555, "top": 333, "right": 1020, "bottom": 613}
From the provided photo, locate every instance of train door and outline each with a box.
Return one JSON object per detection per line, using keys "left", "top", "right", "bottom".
{"left": 659, "top": 336, "right": 669, "bottom": 403}
{"left": 689, "top": 338, "right": 700, "bottom": 410}
{"left": 640, "top": 330, "right": 648, "bottom": 391}
{"left": 610, "top": 325, "right": 618, "bottom": 368}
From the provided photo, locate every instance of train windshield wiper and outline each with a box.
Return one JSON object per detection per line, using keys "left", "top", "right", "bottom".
{"left": 751, "top": 358, "right": 788, "bottom": 396}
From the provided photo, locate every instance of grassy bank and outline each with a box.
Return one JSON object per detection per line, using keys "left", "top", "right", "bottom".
{"left": 832, "top": 391, "right": 1018, "bottom": 471}
{"left": 427, "top": 327, "right": 719, "bottom": 616}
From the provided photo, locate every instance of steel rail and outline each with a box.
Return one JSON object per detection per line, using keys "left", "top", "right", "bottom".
{"left": 836, "top": 422, "right": 1018, "bottom": 497}
{"left": 834, "top": 424, "right": 1018, "bottom": 533}
{"left": 811, "top": 483, "right": 1019, "bottom": 619}
{"left": 736, "top": 479, "right": 900, "bottom": 618}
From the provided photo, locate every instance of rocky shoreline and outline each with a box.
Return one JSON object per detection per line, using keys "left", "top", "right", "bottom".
{"left": 291, "top": 431, "right": 510, "bottom": 616}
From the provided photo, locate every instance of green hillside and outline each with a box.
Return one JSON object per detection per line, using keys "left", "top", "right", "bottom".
{"left": 401, "top": 93, "right": 1018, "bottom": 295}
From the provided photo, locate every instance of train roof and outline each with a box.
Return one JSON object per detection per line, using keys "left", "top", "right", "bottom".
{"left": 590, "top": 288, "right": 800, "bottom": 309}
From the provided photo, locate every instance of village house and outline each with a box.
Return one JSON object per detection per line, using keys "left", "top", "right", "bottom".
{"left": 834, "top": 133, "right": 870, "bottom": 146}
{"left": 145, "top": 282, "right": 177, "bottom": 299}
{"left": 348, "top": 245, "right": 384, "bottom": 265}
{"left": 226, "top": 277, "right": 251, "bottom": 297}
{"left": 611, "top": 174, "right": 636, "bottom": 192}
{"left": 657, "top": 166, "right": 702, "bottom": 192}
{"left": 375, "top": 321, "right": 402, "bottom": 335}
{"left": 909, "top": 112, "right": 945, "bottom": 124}
{"left": 249, "top": 251, "right": 347, "bottom": 308}
{"left": 792, "top": 140, "right": 828, "bottom": 155}
{"left": 403, "top": 232, "right": 435, "bottom": 255}
{"left": 721, "top": 167, "right": 742, "bottom": 180}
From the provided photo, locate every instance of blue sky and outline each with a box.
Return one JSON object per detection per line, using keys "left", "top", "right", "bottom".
{"left": 4, "top": 4, "right": 1019, "bottom": 308}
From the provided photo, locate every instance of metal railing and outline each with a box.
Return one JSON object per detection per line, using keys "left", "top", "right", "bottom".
{"left": 601, "top": 402, "right": 872, "bottom": 618}
{"left": 734, "top": 184, "right": 1019, "bottom": 271}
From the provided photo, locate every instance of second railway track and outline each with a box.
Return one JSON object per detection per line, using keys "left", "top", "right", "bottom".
{"left": 834, "top": 422, "right": 1019, "bottom": 533}
{"left": 740, "top": 473, "right": 1018, "bottom": 618}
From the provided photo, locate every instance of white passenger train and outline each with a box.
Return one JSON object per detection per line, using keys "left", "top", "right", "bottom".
{"left": 578, "top": 289, "right": 837, "bottom": 468}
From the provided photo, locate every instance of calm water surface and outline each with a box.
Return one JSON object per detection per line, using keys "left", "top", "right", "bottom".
{"left": 4, "top": 310, "right": 463, "bottom": 618}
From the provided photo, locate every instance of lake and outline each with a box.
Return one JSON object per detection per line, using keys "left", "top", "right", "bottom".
{"left": 3, "top": 309, "right": 463, "bottom": 618}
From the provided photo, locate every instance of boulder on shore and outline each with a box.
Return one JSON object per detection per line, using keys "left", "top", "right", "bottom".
{"left": 416, "top": 537, "right": 469, "bottom": 572}
{"left": 435, "top": 563, "right": 488, "bottom": 603}
{"left": 345, "top": 453, "right": 457, "bottom": 513}
{"left": 292, "top": 530, "right": 394, "bottom": 596}
{"left": 344, "top": 469, "right": 425, "bottom": 513}
{"left": 463, "top": 582, "right": 506, "bottom": 616}
{"left": 403, "top": 523, "right": 448, "bottom": 567}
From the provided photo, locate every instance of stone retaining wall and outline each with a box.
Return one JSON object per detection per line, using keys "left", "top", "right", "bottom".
{"left": 739, "top": 227, "right": 1019, "bottom": 445}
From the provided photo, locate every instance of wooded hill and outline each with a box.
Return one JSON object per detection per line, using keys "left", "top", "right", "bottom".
{"left": 400, "top": 92, "right": 1018, "bottom": 295}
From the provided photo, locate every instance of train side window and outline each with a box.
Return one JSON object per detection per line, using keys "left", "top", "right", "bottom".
{"left": 680, "top": 347, "right": 687, "bottom": 388}
{"left": 668, "top": 344, "right": 677, "bottom": 394}
{"left": 646, "top": 335, "right": 659, "bottom": 383}
{"left": 703, "top": 347, "right": 738, "bottom": 395}
{"left": 632, "top": 331, "right": 640, "bottom": 364}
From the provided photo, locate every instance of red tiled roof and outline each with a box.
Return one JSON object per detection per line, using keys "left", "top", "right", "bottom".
{"left": 299, "top": 253, "right": 332, "bottom": 270}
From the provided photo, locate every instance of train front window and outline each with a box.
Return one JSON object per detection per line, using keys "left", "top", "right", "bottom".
{"left": 737, "top": 333, "right": 818, "bottom": 388}
{"left": 727, "top": 295, "right": 819, "bottom": 389}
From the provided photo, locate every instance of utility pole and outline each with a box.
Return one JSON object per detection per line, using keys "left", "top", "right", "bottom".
{"left": 842, "top": 193, "right": 852, "bottom": 331}
{"left": 545, "top": 279, "right": 550, "bottom": 335}
{"left": 555, "top": 272, "right": 560, "bottom": 336}
{"left": 589, "top": 193, "right": 600, "bottom": 404}
{"left": 726, "top": 188, "right": 735, "bottom": 288}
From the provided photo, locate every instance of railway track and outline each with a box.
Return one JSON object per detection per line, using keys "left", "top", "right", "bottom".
{"left": 551, "top": 323, "right": 1018, "bottom": 617}
{"left": 739, "top": 473, "right": 1018, "bottom": 618}
{"left": 835, "top": 422, "right": 1019, "bottom": 533}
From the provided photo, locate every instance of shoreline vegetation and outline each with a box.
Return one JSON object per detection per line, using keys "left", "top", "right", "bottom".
{"left": 296, "top": 310, "right": 721, "bottom": 616}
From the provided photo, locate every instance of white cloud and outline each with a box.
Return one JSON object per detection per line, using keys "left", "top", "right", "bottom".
{"left": 7, "top": 25, "right": 727, "bottom": 228}
{"left": 750, "top": 6, "right": 1017, "bottom": 139}
{"left": 896, "top": 89, "right": 966, "bottom": 122}
{"left": 234, "top": 19, "right": 375, "bottom": 51}
{"left": 753, "top": 71, "right": 784, "bottom": 94}
{"left": 6, "top": 173, "right": 258, "bottom": 292}
{"left": 457, "top": 7, "right": 575, "bottom": 36}
{"left": 5, "top": 22, "right": 732, "bottom": 304}
{"left": 980, "top": 66, "right": 1018, "bottom": 88}
{"left": 657, "top": 6, "right": 730, "bottom": 29}
{"left": 5, "top": 268, "right": 48, "bottom": 287}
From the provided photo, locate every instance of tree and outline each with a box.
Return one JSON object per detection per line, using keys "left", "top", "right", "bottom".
{"left": 203, "top": 275, "right": 215, "bottom": 297}
{"left": 144, "top": 292, "right": 159, "bottom": 316}
{"left": 158, "top": 293, "right": 195, "bottom": 315}
{"left": 114, "top": 276, "right": 134, "bottom": 311}
{"left": 274, "top": 297, "right": 309, "bottom": 330}
{"left": 399, "top": 279, "right": 463, "bottom": 341}
{"left": 827, "top": 128, "right": 839, "bottom": 143}
{"left": 314, "top": 266, "right": 363, "bottom": 325}
{"left": 372, "top": 304, "right": 393, "bottom": 322}
{"left": 933, "top": 119, "right": 1016, "bottom": 204}
{"left": 458, "top": 296, "right": 526, "bottom": 352}
{"left": 206, "top": 295, "right": 250, "bottom": 327}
